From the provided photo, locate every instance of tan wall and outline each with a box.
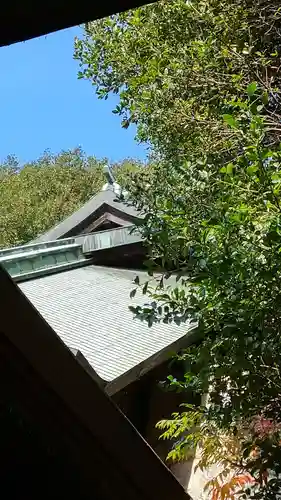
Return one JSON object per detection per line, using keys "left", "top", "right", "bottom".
{"left": 113, "top": 363, "right": 216, "bottom": 499}
{"left": 113, "top": 364, "right": 222, "bottom": 500}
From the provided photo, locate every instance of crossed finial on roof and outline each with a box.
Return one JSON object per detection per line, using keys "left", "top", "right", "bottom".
{"left": 104, "top": 164, "right": 115, "bottom": 185}
{"left": 102, "top": 164, "right": 122, "bottom": 196}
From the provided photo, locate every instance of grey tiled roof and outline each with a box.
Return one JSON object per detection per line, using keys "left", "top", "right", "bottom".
{"left": 19, "top": 265, "right": 194, "bottom": 388}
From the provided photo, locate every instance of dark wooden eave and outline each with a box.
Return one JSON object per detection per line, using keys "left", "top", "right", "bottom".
{"left": 0, "top": 266, "right": 189, "bottom": 499}
{"left": 0, "top": 0, "right": 155, "bottom": 47}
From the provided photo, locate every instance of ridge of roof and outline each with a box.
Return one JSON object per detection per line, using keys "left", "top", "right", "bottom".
{"left": 32, "top": 188, "right": 142, "bottom": 244}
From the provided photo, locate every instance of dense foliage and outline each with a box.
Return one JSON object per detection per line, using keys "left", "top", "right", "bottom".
{"left": 75, "top": 1, "right": 281, "bottom": 498}
{"left": 74, "top": 0, "right": 281, "bottom": 163}
{"left": 131, "top": 95, "right": 281, "bottom": 500}
{"left": 0, "top": 148, "right": 143, "bottom": 248}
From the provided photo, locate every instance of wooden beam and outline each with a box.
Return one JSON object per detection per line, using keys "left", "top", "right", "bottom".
{"left": 0, "top": 266, "right": 189, "bottom": 499}
{"left": 0, "top": 0, "right": 155, "bottom": 47}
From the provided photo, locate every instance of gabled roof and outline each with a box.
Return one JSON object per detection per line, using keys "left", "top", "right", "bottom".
{"left": 32, "top": 188, "right": 141, "bottom": 243}
{"left": 19, "top": 265, "right": 197, "bottom": 395}
{"left": 0, "top": 265, "right": 189, "bottom": 499}
{"left": 1, "top": 220, "right": 197, "bottom": 394}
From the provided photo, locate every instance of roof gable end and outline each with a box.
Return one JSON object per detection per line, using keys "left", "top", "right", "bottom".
{"left": 32, "top": 188, "right": 141, "bottom": 243}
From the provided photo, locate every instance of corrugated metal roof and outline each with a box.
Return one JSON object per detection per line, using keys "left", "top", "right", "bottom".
{"left": 82, "top": 226, "right": 141, "bottom": 253}
{"left": 19, "top": 265, "right": 193, "bottom": 385}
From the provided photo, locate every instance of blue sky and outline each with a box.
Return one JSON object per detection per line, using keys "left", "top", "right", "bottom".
{"left": 0, "top": 27, "right": 147, "bottom": 165}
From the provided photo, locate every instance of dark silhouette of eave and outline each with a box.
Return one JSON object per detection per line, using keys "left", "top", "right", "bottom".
{"left": 0, "top": 0, "right": 155, "bottom": 47}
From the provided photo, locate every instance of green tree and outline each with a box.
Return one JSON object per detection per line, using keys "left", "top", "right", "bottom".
{"left": 75, "top": 1, "right": 281, "bottom": 498}
{"left": 130, "top": 96, "right": 281, "bottom": 500}
{"left": 0, "top": 148, "right": 143, "bottom": 248}
{"left": 74, "top": 0, "right": 281, "bottom": 163}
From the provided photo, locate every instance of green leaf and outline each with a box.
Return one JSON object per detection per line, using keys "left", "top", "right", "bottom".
{"left": 223, "top": 114, "right": 238, "bottom": 129}
{"left": 247, "top": 164, "right": 258, "bottom": 175}
{"left": 262, "top": 92, "right": 269, "bottom": 105}
{"left": 271, "top": 173, "right": 281, "bottom": 183}
{"left": 121, "top": 119, "right": 130, "bottom": 129}
{"left": 246, "top": 82, "right": 257, "bottom": 97}
{"left": 226, "top": 163, "right": 234, "bottom": 175}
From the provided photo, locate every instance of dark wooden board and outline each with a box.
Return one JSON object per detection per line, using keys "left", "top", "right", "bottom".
{"left": 0, "top": 266, "right": 189, "bottom": 499}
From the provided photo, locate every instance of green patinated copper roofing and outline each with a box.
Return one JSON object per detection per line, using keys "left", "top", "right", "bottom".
{"left": 0, "top": 225, "right": 142, "bottom": 282}
{"left": 0, "top": 238, "right": 89, "bottom": 281}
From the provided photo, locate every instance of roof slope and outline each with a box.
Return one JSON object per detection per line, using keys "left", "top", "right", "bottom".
{"left": 33, "top": 188, "right": 141, "bottom": 243}
{"left": 0, "top": 265, "right": 189, "bottom": 500}
{"left": 20, "top": 265, "right": 196, "bottom": 393}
